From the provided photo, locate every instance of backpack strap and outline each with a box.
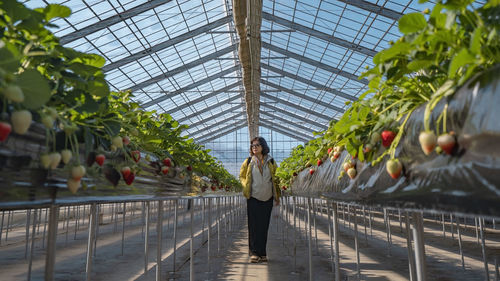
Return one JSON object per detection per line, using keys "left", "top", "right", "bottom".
{"left": 246, "top": 157, "right": 251, "bottom": 165}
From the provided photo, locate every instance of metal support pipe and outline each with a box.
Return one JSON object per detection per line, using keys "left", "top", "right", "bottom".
{"left": 313, "top": 199, "right": 318, "bottom": 254}
{"left": 307, "top": 197, "right": 313, "bottom": 281}
{"left": 479, "top": 218, "right": 490, "bottom": 281}
{"left": 207, "top": 197, "right": 212, "bottom": 273}
{"left": 217, "top": 197, "right": 221, "bottom": 255}
{"left": 332, "top": 202, "right": 341, "bottom": 281}
{"left": 292, "top": 196, "right": 298, "bottom": 274}
{"left": 412, "top": 212, "right": 427, "bottom": 281}
{"left": 85, "top": 204, "right": 97, "bottom": 281}
{"left": 144, "top": 202, "right": 150, "bottom": 274}
{"left": 398, "top": 209, "right": 403, "bottom": 232}
{"left": 5, "top": 210, "right": 12, "bottom": 241}
{"left": 456, "top": 216, "right": 465, "bottom": 270}
{"left": 25, "top": 209, "right": 31, "bottom": 259}
{"left": 65, "top": 206, "right": 70, "bottom": 245}
{"left": 384, "top": 209, "right": 392, "bottom": 256}
{"left": 156, "top": 200, "right": 164, "bottom": 281}
{"left": 42, "top": 209, "right": 47, "bottom": 249}
{"left": 475, "top": 217, "right": 480, "bottom": 244}
{"left": 172, "top": 199, "right": 178, "bottom": 273}
{"left": 353, "top": 206, "right": 360, "bottom": 279}
{"left": 121, "top": 202, "right": 126, "bottom": 256}
{"left": 369, "top": 208, "right": 373, "bottom": 237}
{"left": 327, "top": 201, "right": 334, "bottom": 273}
{"left": 442, "top": 214, "right": 446, "bottom": 239}
{"left": 405, "top": 212, "right": 417, "bottom": 281}
{"left": 44, "top": 205, "right": 59, "bottom": 281}
{"left": 363, "top": 207, "right": 367, "bottom": 242}
{"left": 450, "top": 214, "right": 454, "bottom": 240}
{"left": 0, "top": 211, "right": 4, "bottom": 245}
{"left": 190, "top": 198, "right": 194, "bottom": 281}
{"left": 27, "top": 209, "right": 38, "bottom": 281}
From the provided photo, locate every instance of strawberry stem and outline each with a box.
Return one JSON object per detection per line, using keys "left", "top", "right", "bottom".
{"left": 390, "top": 109, "right": 414, "bottom": 159}
{"left": 442, "top": 103, "right": 448, "bottom": 133}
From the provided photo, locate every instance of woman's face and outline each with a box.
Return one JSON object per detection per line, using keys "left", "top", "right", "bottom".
{"left": 251, "top": 141, "right": 262, "bottom": 155}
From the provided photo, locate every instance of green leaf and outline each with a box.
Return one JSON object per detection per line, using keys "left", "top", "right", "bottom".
{"left": 88, "top": 78, "right": 110, "bottom": 97}
{"left": 71, "top": 54, "right": 106, "bottom": 68}
{"left": 358, "top": 145, "right": 365, "bottom": 162}
{"left": 43, "top": 4, "right": 71, "bottom": 21}
{"left": 407, "top": 59, "right": 433, "bottom": 71}
{"left": 1, "top": 1, "right": 31, "bottom": 22}
{"left": 379, "top": 42, "right": 411, "bottom": 61}
{"left": 398, "top": 13, "right": 427, "bottom": 34}
{"left": 470, "top": 27, "right": 482, "bottom": 55}
{"left": 0, "top": 42, "right": 20, "bottom": 72}
{"left": 17, "top": 69, "right": 51, "bottom": 110}
{"left": 448, "top": 48, "right": 475, "bottom": 78}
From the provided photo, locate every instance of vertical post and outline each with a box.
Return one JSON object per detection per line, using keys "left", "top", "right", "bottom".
{"left": 190, "top": 198, "right": 194, "bottom": 281}
{"left": 42, "top": 209, "right": 48, "bottom": 249}
{"left": 442, "top": 214, "right": 446, "bottom": 239}
{"left": 369, "top": 209, "right": 373, "bottom": 237}
{"left": 156, "top": 200, "right": 164, "bottom": 281}
{"left": 292, "top": 196, "right": 298, "bottom": 274}
{"left": 44, "top": 205, "right": 59, "bottom": 281}
{"left": 25, "top": 209, "right": 31, "bottom": 259}
{"left": 384, "top": 209, "right": 392, "bottom": 256}
{"left": 307, "top": 197, "right": 313, "bottom": 281}
{"left": 398, "top": 209, "right": 403, "bottom": 233}
{"left": 363, "top": 207, "right": 367, "bottom": 242}
{"left": 405, "top": 212, "right": 417, "bottom": 281}
{"left": 27, "top": 209, "right": 38, "bottom": 281}
{"left": 121, "top": 202, "right": 126, "bottom": 256}
{"left": 450, "top": 214, "right": 454, "bottom": 240}
{"left": 332, "top": 202, "right": 341, "bottom": 281}
{"left": 327, "top": 201, "right": 334, "bottom": 273}
{"left": 85, "top": 204, "right": 97, "bottom": 281}
{"left": 456, "top": 216, "right": 465, "bottom": 270}
{"left": 172, "top": 198, "right": 178, "bottom": 273}
{"left": 353, "top": 206, "right": 360, "bottom": 280}
{"left": 479, "top": 218, "right": 490, "bottom": 281}
{"left": 144, "top": 201, "right": 150, "bottom": 274}
{"left": 412, "top": 212, "right": 427, "bottom": 281}
{"left": 0, "top": 211, "right": 4, "bottom": 245}
{"left": 217, "top": 197, "right": 221, "bottom": 255}
{"left": 207, "top": 197, "right": 212, "bottom": 273}
{"left": 475, "top": 217, "right": 480, "bottom": 244}
{"left": 65, "top": 206, "right": 70, "bottom": 245}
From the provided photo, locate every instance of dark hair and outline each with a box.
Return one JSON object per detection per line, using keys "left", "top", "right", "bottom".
{"left": 250, "top": 136, "right": 270, "bottom": 156}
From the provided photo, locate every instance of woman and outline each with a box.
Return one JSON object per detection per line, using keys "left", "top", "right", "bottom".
{"left": 239, "top": 136, "right": 281, "bottom": 263}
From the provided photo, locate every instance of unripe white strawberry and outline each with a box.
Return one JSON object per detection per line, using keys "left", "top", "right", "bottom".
{"left": 67, "top": 178, "right": 80, "bottom": 194}
{"left": 71, "top": 165, "right": 86, "bottom": 181}
{"left": 61, "top": 149, "right": 72, "bottom": 164}
{"left": 46, "top": 107, "right": 58, "bottom": 119}
{"left": 419, "top": 131, "right": 437, "bottom": 155}
{"left": 386, "top": 159, "right": 402, "bottom": 179}
{"left": 3, "top": 85, "right": 24, "bottom": 103}
{"left": 347, "top": 167, "right": 357, "bottom": 179}
{"left": 370, "top": 132, "right": 381, "bottom": 144}
{"left": 11, "top": 110, "right": 32, "bottom": 135}
{"left": 40, "top": 153, "right": 51, "bottom": 169}
{"left": 49, "top": 152, "right": 61, "bottom": 169}
{"left": 41, "top": 115, "right": 55, "bottom": 129}
{"left": 111, "top": 135, "right": 123, "bottom": 148}
{"left": 110, "top": 144, "right": 117, "bottom": 152}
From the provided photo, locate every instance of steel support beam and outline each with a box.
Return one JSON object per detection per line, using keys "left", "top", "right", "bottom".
{"left": 60, "top": 0, "right": 173, "bottom": 44}
{"left": 260, "top": 121, "right": 309, "bottom": 143}
{"left": 178, "top": 95, "right": 243, "bottom": 123}
{"left": 262, "top": 42, "right": 368, "bottom": 84}
{"left": 261, "top": 63, "right": 358, "bottom": 101}
{"left": 189, "top": 113, "right": 246, "bottom": 138}
{"left": 260, "top": 111, "right": 318, "bottom": 136}
{"left": 130, "top": 45, "right": 236, "bottom": 93}
{"left": 337, "top": 0, "right": 403, "bottom": 21}
{"left": 102, "top": 16, "right": 233, "bottom": 72}
{"left": 196, "top": 120, "right": 247, "bottom": 143}
{"left": 168, "top": 82, "right": 240, "bottom": 115}
{"left": 141, "top": 65, "right": 240, "bottom": 108}
{"left": 261, "top": 104, "right": 328, "bottom": 131}
{"left": 261, "top": 79, "right": 344, "bottom": 113}
{"left": 260, "top": 92, "right": 332, "bottom": 122}
{"left": 262, "top": 12, "right": 376, "bottom": 57}
{"left": 188, "top": 111, "right": 245, "bottom": 131}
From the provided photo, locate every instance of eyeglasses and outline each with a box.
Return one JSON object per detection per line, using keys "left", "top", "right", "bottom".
{"left": 251, "top": 144, "right": 261, "bottom": 148}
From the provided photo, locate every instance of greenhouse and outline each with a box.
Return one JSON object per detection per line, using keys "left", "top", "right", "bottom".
{"left": 0, "top": 0, "right": 499, "bottom": 280}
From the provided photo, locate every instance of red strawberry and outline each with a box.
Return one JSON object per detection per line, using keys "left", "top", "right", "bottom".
{"left": 309, "top": 168, "right": 315, "bottom": 175}
{"left": 211, "top": 185, "right": 216, "bottom": 191}
{"left": 0, "top": 121, "right": 11, "bottom": 141}
{"left": 131, "top": 150, "right": 141, "bottom": 163}
{"left": 161, "top": 166, "right": 169, "bottom": 175}
{"left": 125, "top": 173, "right": 135, "bottom": 185}
{"left": 419, "top": 131, "right": 437, "bottom": 155}
{"left": 282, "top": 186, "right": 287, "bottom": 190}
{"left": 381, "top": 130, "right": 396, "bottom": 148}
{"left": 95, "top": 154, "right": 105, "bottom": 166}
{"left": 163, "top": 158, "right": 171, "bottom": 167}
{"left": 186, "top": 165, "right": 192, "bottom": 171}
{"left": 317, "top": 159, "right": 323, "bottom": 166}
{"left": 327, "top": 147, "right": 333, "bottom": 155}
{"left": 386, "top": 159, "right": 402, "bottom": 179}
{"left": 122, "top": 136, "right": 130, "bottom": 146}
{"left": 437, "top": 133, "right": 456, "bottom": 155}
{"left": 333, "top": 151, "right": 341, "bottom": 159}
{"left": 347, "top": 168, "right": 357, "bottom": 179}
{"left": 121, "top": 166, "right": 131, "bottom": 180}
{"left": 293, "top": 172, "right": 298, "bottom": 177}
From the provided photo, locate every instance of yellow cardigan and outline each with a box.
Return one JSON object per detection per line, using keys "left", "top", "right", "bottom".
{"left": 239, "top": 157, "right": 281, "bottom": 200}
